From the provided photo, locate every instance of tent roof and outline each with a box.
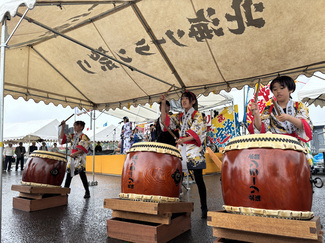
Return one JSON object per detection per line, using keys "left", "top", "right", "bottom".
{"left": 1, "top": 1, "right": 325, "bottom": 110}
{"left": 4, "top": 119, "right": 60, "bottom": 142}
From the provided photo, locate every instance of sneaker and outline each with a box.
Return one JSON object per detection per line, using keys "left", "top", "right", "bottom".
{"left": 84, "top": 193, "right": 90, "bottom": 199}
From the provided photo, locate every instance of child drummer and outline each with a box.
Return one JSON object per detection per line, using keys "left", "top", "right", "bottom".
{"left": 249, "top": 75, "right": 313, "bottom": 144}
{"left": 160, "top": 91, "right": 208, "bottom": 218}
{"left": 59, "top": 120, "right": 91, "bottom": 199}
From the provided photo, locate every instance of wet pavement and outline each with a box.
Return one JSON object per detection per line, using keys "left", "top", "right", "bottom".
{"left": 1, "top": 170, "right": 325, "bottom": 243}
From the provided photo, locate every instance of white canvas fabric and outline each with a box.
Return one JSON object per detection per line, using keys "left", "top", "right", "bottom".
{"left": 298, "top": 77, "right": 325, "bottom": 108}
{"left": 1, "top": 0, "right": 324, "bottom": 111}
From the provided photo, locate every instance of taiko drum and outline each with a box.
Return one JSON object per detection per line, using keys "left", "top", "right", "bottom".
{"left": 22, "top": 150, "right": 67, "bottom": 187}
{"left": 121, "top": 142, "right": 182, "bottom": 199}
{"left": 222, "top": 134, "right": 313, "bottom": 211}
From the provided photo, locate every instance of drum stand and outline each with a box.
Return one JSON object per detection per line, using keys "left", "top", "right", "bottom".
{"left": 104, "top": 198, "right": 193, "bottom": 242}
{"left": 182, "top": 171, "right": 195, "bottom": 192}
{"left": 207, "top": 210, "right": 323, "bottom": 242}
{"left": 11, "top": 185, "right": 70, "bottom": 212}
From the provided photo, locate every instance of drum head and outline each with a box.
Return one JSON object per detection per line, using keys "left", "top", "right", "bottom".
{"left": 30, "top": 150, "right": 67, "bottom": 162}
{"left": 128, "top": 142, "right": 181, "bottom": 158}
{"left": 224, "top": 133, "right": 306, "bottom": 153}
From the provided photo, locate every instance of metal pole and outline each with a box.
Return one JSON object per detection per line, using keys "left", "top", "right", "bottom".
{"left": 90, "top": 110, "right": 97, "bottom": 186}
{"left": 232, "top": 100, "right": 237, "bottom": 137}
{"left": 0, "top": 17, "right": 8, "bottom": 242}
{"left": 242, "top": 86, "right": 246, "bottom": 135}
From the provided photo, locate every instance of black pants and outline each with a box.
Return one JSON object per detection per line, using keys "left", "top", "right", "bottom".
{"left": 192, "top": 169, "right": 207, "bottom": 211}
{"left": 16, "top": 157, "right": 24, "bottom": 171}
{"left": 4, "top": 156, "right": 12, "bottom": 171}
{"left": 64, "top": 170, "right": 90, "bottom": 194}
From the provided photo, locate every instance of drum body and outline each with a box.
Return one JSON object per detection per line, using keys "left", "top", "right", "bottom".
{"left": 222, "top": 134, "right": 313, "bottom": 212}
{"left": 22, "top": 150, "right": 67, "bottom": 187}
{"left": 121, "top": 142, "right": 182, "bottom": 200}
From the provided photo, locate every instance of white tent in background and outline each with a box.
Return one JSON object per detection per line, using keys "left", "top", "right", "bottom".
{"left": 298, "top": 76, "right": 325, "bottom": 108}
{"left": 3, "top": 119, "right": 60, "bottom": 143}
{"left": 88, "top": 124, "right": 122, "bottom": 142}
{"left": 105, "top": 91, "right": 234, "bottom": 123}
{"left": 105, "top": 103, "right": 160, "bottom": 124}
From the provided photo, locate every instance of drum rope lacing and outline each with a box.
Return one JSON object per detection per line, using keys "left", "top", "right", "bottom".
{"left": 127, "top": 142, "right": 182, "bottom": 159}
{"left": 223, "top": 205, "right": 314, "bottom": 220}
{"left": 29, "top": 151, "right": 67, "bottom": 162}
{"left": 119, "top": 193, "right": 180, "bottom": 203}
{"left": 224, "top": 135, "right": 306, "bottom": 153}
{"left": 21, "top": 181, "right": 61, "bottom": 188}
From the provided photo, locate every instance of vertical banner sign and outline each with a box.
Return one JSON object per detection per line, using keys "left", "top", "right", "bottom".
{"left": 207, "top": 105, "right": 239, "bottom": 148}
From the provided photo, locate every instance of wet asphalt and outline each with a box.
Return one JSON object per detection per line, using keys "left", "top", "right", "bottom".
{"left": 1, "top": 169, "right": 325, "bottom": 243}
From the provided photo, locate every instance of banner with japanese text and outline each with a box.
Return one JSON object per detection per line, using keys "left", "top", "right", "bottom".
{"left": 207, "top": 105, "right": 239, "bottom": 148}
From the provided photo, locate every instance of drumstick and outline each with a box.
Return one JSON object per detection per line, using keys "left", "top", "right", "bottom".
{"left": 254, "top": 79, "right": 261, "bottom": 103}
{"left": 271, "top": 98, "right": 282, "bottom": 115}
{"left": 165, "top": 84, "right": 175, "bottom": 96}
{"left": 59, "top": 114, "right": 74, "bottom": 127}
{"left": 162, "top": 122, "right": 177, "bottom": 140}
{"left": 159, "top": 84, "right": 175, "bottom": 102}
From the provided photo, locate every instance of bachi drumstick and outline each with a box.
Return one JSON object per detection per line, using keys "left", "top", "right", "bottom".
{"left": 254, "top": 79, "right": 261, "bottom": 103}
{"left": 59, "top": 114, "right": 74, "bottom": 127}
{"left": 271, "top": 98, "right": 282, "bottom": 115}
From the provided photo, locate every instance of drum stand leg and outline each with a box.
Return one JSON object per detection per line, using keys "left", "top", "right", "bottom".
{"left": 181, "top": 173, "right": 191, "bottom": 192}
{"left": 89, "top": 172, "right": 98, "bottom": 186}
{"left": 89, "top": 180, "right": 98, "bottom": 186}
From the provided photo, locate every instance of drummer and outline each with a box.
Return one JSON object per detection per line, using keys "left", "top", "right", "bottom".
{"left": 156, "top": 100, "right": 179, "bottom": 146}
{"left": 249, "top": 75, "right": 313, "bottom": 144}
{"left": 160, "top": 91, "right": 208, "bottom": 218}
{"left": 59, "top": 120, "right": 91, "bottom": 199}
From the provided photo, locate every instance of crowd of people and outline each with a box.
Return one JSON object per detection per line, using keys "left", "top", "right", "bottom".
{"left": 2, "top": 141, "right": 63, "bottom": 172}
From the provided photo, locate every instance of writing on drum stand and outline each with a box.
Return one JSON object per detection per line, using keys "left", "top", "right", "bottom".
{"left": 248, "top": 154, "right": 261, "bottom": 202}
{"left": 128, "top": 156, "right": 138, "bottom": 190}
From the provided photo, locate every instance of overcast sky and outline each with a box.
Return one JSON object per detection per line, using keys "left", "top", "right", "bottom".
{"left": 3, "top": 72, "right": 325, "bottom": 130}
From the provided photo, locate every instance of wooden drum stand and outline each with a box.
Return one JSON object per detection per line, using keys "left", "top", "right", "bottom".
{"left": 104, "top": 198, "right": 193, "bottom": 243}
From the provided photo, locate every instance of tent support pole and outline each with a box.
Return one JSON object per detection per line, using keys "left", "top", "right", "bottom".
{"left": 0, "top": 16, "right": 8, "bottom": 242}
{"left": 5, "top": 8, "right": 29, "bottom": 45}
{"left": 90, "top": 110, "right": 98, "bottom": 186}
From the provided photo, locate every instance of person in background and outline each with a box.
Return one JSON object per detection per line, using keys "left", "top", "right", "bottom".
{"left": 29, "top": 141, "right": 38, "bottom": 154}
{"left": 59, "top": 120, "right": 91, "bottom": 199}
{"left": 122, "top": 116, "right": 132, "bottom": 154}
{"left": 15, "top": 142, "right": 26, "bottom": 171}
{"left": 39, "top": 142, "right": 48, "bottom": 151}
{"left": 149, "top": 124, "right": 156, "bottom": 142}
{"left": 95, "top": 142, "right": 102, "bottom": 153}
{"left": 3, "top": 143, "right": 14, "bottom": 171}
{"left": 156, "top": 100, "right": 179, "bottom": 146}
{"left": 131, "top": 127, "right": 141, "bottom": 145}
{"left": 51, "top": 143, "right": 60, "bottom": 153}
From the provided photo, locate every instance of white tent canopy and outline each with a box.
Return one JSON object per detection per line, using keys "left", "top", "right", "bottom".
{"left": 3, "top": 119, "right": 60, "bottom": 143}
{"left": 298, "top": 76, "right": 325, "bottom": 108}
{"left": 1, "top": 0, "right": 324, "bottom": 111}
{"left": 87, "top": 124, "right": 122, "bottom": 142}
{"left": 105, "top": 90, "right": 233, "bottom": 123}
